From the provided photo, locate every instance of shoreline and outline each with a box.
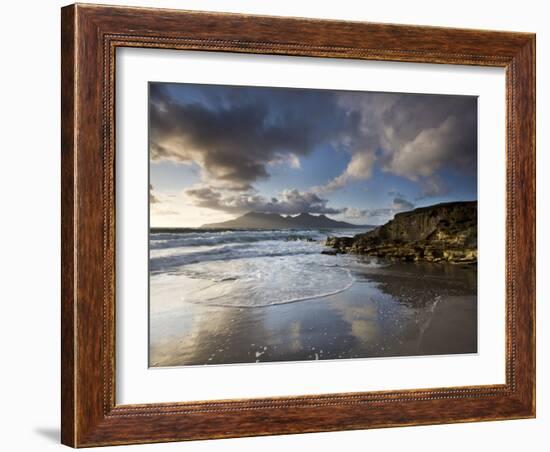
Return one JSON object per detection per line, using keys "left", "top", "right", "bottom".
{"left": 150, "top": 260, "right": 477, "bottom": 367}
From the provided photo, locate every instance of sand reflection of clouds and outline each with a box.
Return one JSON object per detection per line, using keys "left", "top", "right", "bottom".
{"left": 150, "top": 298, "right": 238, "bottom": 366}
{"left": 287, "top": 320, "right": 303, "bottom": 352}
{"left": 338, "top": 303, "right": 380, "bottom": 345}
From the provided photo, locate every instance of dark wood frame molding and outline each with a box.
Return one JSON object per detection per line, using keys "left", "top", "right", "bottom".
{"left": 61, "top": 3, "right": 536, "bottom": 447}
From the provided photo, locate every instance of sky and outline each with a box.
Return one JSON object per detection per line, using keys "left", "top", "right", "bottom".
{"left": 149, "top": 82, "right": 477, "bottom": 227}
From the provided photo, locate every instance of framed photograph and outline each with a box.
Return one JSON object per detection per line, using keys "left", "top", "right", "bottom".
{"left": 61, "top": 3, "right": 535, "bottom": 447}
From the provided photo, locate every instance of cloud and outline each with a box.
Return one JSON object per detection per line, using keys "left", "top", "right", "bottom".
{"left": 318, "top": 92, "right": 477, "bottom": 197}
{"left": 149, "top": 83, "right": 353, "bottom": 190}
{"left": 153, "top": 209, "right": 179, "bottom": 216}
{"left": 385, "top": 116, "right": 465, "bottom": 180}
{"left": 268, "top": 153, "right": 301, "bottom": 169}
{"left": 341, "top": 197, "right": 415, "bottom": 224}
{"left": 184, "top": 186, "right": 342, "bottom": 215}
{"left": 151, "top": 83, "right": 476, "bottom": 203}
{"left": 388, "top": 190, "right": 405, "bottom": 198}
{"left": 316, "top": 152, "right": 376, "bottom": 193}
{"left": 391, "top": 197, "right": 414, "bottom": 211}
{"left": 415, "top": 176, "right": 449, "bottom": 199}
{"left": 149, "top": 184, "right": 159, "bottom": 204}
{"left": 341, "top": 207, "right": 368, "bottom": 219}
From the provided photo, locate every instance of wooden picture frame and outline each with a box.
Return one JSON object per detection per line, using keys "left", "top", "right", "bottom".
{"left": 61, "top": 3, "right": 535, "bottom": 447}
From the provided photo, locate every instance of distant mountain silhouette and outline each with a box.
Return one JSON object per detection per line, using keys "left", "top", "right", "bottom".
{"left": 201, "top": 212, "right": 374, "bottom": 229}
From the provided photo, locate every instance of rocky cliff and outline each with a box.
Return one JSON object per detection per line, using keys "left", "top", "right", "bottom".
{"left": 325, "top": 201, "right": 477, "bottom": 264}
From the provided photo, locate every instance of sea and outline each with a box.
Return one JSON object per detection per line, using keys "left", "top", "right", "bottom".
{"left": 149, "top": 228, "right": 477, "bottom": 366}
{"left": 149, "top": 228, "right": 373, "bottom": 309}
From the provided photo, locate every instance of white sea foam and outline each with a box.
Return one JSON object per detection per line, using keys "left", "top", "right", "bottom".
{"left": 150, "top": 228, "right": 372, "bottom": 308}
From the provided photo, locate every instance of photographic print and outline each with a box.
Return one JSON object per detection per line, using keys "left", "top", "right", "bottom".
{"left": 148, "top": 82, "right": 478, "bottom": 367}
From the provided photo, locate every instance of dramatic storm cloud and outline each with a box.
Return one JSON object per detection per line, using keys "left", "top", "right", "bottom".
{"left": 150, "top": 83, "right": 356, "bottom": 190}
{"left": 149, "top": 82, "right": 477, "bottom": 226}
{"left": 319, "top": 92, "right": 477, "bottom": 196}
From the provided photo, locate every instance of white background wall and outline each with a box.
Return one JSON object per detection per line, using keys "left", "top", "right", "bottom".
{"left": 0, "top": 1, "right": 546, "bottom": 450}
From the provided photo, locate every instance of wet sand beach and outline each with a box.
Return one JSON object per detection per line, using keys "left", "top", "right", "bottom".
{"left": 150, "top": 260, "right": 477, "bottom": 367}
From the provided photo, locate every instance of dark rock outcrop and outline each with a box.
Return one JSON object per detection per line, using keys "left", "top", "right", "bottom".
{"left": 325, "top": 201, "right": 477, "bottom": 264}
